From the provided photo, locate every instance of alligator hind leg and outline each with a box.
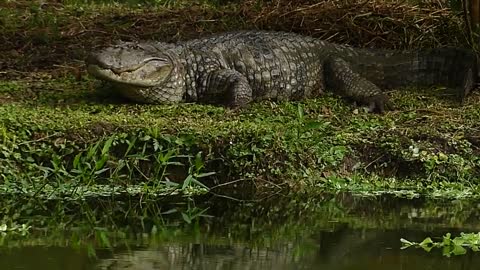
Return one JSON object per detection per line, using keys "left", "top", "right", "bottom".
{"left": 324, "top": 57, "right": 391, "bottom": 113}
{"left": 200, "top": 69, "right": 253, "bottom": 108}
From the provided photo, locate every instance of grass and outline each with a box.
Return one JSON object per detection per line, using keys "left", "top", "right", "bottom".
{"left": 0, "top": 0, "right": 479, "bottom": 231}
{"left": 1, "top": 76, "right": 479, "bottom": 195}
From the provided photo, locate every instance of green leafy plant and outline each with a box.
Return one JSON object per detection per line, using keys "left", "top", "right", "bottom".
{"left": 401, "top": 232, "right": 480, "bottom": 257}
{"left": 0, "top": 223, "right": 31, "bottom": 236}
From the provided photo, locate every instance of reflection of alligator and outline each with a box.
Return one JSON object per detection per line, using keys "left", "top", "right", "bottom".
{"left": 86, "top": 31, "right": 477, "bottom": 112}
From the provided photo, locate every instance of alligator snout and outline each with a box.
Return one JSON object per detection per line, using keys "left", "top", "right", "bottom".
{"left": 85, "top": 52, "right": 105, "bottom": 67}
{"left": 86, "top": 52, "right": 126, "bottom": 74}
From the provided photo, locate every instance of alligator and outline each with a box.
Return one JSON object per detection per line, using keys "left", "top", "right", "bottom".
{"left": 86, "top": 31, "right": 478, "bottom": 112}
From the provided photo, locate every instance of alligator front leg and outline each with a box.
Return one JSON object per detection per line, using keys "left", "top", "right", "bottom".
{"left": 325, "top": 57, "right": 391, "bottom": 113}
{"left": 199, "top": 69, "right": 253, "bottom": 108}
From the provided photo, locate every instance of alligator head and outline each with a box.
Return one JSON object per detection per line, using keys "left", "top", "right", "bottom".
{"left": 86, "top": 41, "right": 186, "bottom": 103}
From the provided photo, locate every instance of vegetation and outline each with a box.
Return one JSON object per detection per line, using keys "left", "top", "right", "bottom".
{"left": 402, "top": 232, "right": 480, "bottom": 257}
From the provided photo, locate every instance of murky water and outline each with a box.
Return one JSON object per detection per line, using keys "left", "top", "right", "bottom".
{"left": 1, "top": 194, "right": 480, "bottom": 270}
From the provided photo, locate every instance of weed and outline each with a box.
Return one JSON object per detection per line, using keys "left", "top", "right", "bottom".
{"left": 401, "top": 232, "right": 480, "bottom": 257}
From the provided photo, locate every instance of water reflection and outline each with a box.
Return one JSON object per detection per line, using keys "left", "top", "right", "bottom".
{"left": 93, "top": 194, "right": 480, "bottom": 270}
{"left": 93, "top": 230, "right": 478, "bottom": 270}
{"left": 0, "top": 246, "right": 93, "bottom": 270}
{"left": 1, "top": 194, "right": 480, "bottom": 270}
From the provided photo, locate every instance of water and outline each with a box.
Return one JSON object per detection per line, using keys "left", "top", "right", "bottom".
{"left": 1, "top": 194, "right": 480, "bottom": 269}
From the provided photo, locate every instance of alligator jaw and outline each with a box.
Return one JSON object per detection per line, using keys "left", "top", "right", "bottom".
{"left": 87, "top": 64, "right": 158, "bottom": 87}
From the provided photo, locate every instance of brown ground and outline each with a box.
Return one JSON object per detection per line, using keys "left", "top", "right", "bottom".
{"left": 0, "top": 0, "right": 469, "bottom": 80}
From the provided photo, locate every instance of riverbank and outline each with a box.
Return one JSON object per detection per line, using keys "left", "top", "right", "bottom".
{"left": 1, "top": 0, "right": 479, "bottom": 229}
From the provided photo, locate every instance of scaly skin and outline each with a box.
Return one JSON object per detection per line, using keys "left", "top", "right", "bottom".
{"left": 86, "top": 31, "right": 478, "bottom": 112}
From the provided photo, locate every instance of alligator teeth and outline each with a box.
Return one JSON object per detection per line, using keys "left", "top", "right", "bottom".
{"left": 87, "top": 65, "right": 158, "bottom": 87}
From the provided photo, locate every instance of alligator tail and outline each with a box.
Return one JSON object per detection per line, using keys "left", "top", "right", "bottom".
{"left": 347, "top": 47, "right": 478, "bottom": 100}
